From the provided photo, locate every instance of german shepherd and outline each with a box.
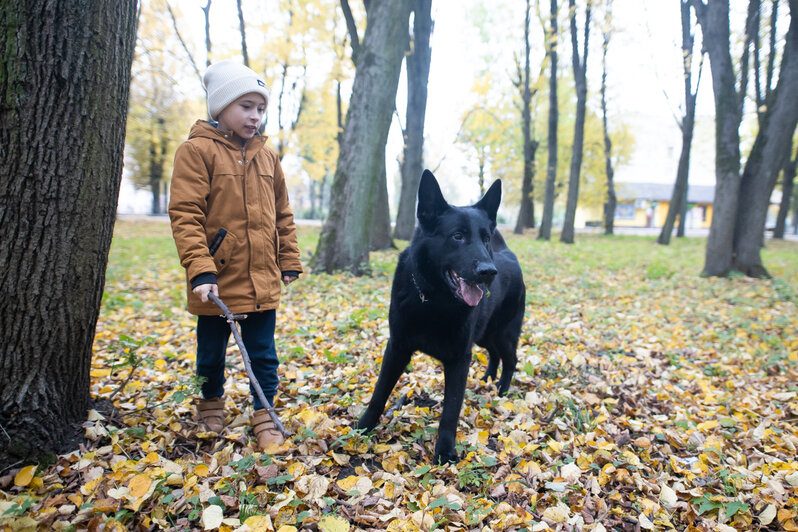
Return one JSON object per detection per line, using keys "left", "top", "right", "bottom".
{"left": 357, "top": 170, "right": 525, "bottom": 464}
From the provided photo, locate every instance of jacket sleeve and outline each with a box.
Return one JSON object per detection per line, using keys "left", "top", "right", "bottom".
{"left": 169, "top": 141, "right": 217, "bottom": 281}
{"left": 272, "top": 156, "right": 303, "bottom": 273}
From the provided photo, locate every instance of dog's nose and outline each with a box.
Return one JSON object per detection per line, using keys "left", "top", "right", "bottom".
{"left": 475, "top": 261, "right": 498, "bottom": 282}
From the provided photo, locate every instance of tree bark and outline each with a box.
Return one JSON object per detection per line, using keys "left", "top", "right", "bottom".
{"left": 515, "top": 0, "right": 536, "bottom": 234}
{"left": 0, "top": 0, "right": 137, "bottom": 464}
{"left": 733, "top": 4, "right": 798, "bottom": 276}
{"left": 694, "top": 0, "right": 743, "bottom": 277}
{"left": 311, "top": 0, "right": 412, "bottom": 274}
{"left": 539, "top": 0, "right": 559, "bottom": 241}
{"left": 774, "top": 151, "right": 796, "bottom": 239}
{"left": 395, "top": 0, "right": 433, "bottom": 241}
{"left": 659, "top": 0, "right": 702, "bottom": 245}
{"left": 560, "top": 0, "right": 591, "bottom": 244}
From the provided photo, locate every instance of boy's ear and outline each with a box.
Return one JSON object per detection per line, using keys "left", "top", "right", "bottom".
{"left": 474, "top": 179, "right": 501, "bottom": 225}
{"left": 416, "top": 169, "right": 449, "bottom": 230}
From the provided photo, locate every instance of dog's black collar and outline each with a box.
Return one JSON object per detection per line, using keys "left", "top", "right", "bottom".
{"left": 411, "top": 274, "right": 428, "bottom": 303}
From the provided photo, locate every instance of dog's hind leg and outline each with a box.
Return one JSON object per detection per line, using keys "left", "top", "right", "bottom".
{"left": 356, "top": 340, "right": 411, "bottom": 432}
{"left": 480, "top": 342, "right": 501, "bottom": 385}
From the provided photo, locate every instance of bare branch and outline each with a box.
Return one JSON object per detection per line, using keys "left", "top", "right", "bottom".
{"left": 165, "top": 1, "right": 203, "bottom": 89}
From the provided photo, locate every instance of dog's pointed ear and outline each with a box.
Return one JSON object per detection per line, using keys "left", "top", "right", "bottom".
{"left": 417, "top": 169, "right": 449, "bottom": 230}
{"left": 474, "top": 179, "right": 501, "bottom": 225}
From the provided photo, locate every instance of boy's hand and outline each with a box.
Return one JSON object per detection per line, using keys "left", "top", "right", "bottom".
{"left": 282, "top": 274, "right": 299, "bottom": 286}
{"left": 193, "top": 283, "right": 218, "bottom": 303}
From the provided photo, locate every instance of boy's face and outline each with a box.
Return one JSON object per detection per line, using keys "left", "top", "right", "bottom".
{"left": 216, "top": 92, "right": 267, "bottom": 140}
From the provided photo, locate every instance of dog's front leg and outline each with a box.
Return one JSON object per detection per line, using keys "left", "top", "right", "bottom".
{"left": 433, "top": 355, "right": 471, "bottom": 464}
{"left": 356, "top": 339, "right": 411, "bottom": 432}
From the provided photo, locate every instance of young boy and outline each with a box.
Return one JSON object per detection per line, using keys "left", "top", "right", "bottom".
{"left": 169, "top": 60, "right": 303, "bottom": 450}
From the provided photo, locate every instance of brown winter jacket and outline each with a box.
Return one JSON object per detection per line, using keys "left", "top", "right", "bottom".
{"left": 169, "top": 120, "right": 303, "bottom": 315}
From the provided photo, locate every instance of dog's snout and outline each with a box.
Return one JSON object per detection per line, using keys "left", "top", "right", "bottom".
{"left": 475, "top": 261, "right": 498, "bottom": 281}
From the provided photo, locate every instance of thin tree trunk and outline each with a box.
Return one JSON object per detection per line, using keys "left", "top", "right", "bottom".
{"left": 774, "top": 151, "right": 796, "bottom": 238}
{"left": 560, "top": 0, "right": 591, "bottom": 244}
{"left": 312, "top": 0, "right": 412, "bottom": 274}
{"left": 539, "top": 0, "right": 559, "bottom": 241}
{"left": 0, "top": 0, "right": 137, "bottom": 465}
{"left": 395, "top": 0, "right": 433, "bottom": 240}
{"left": 237, "top": 0, "right": 249, "bottom": 67}
{"left": 733, "top": 5, "right": 798, "bottom": 276}
{"left": 371, "top": 157, "right": 394, "bottom": 250}
{"left": 659, "top": 1, "right": 702, "bottom": 245}
{"left": 600, "top": 3, "right": 616, "bottom": 236}
{"left": 515, "top": 0, "right": 536, "bottom": 234}
{"left": 202, "top": 0, "right": 212, "bottom": 67}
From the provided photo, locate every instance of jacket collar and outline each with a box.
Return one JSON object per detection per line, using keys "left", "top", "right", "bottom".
{"left": 188, "top": 120, "right": 269, "bottom": 159}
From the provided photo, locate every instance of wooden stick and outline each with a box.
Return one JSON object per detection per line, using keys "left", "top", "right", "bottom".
{"left": 207, "top": 293, "right": 292, "bottom": 438}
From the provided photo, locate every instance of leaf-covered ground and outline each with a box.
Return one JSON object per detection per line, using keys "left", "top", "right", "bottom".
{"left": 3, "top": 219, "right": 798, "bottom": 531}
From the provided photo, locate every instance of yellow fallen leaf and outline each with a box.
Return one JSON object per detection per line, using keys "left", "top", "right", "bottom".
{"left": 245, "top": 515, "right": 274, "bottom": 531}
{"left": 14, "top": 465, "right": 36, "bottom": 487}
{"left": 194, "top": 463, "right": 210, "bottom": 477}
{"left": 275, "top": 525, "right": 296, "bottom": 532}
{"left": 318, "top": 514, "right": 350, "bottom": 532}
{"left": 128, "top": 473, "right": 152, "bottom": 498}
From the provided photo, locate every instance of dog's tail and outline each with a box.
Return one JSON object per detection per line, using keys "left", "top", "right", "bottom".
{"left": 492, "top": 230, "right": 509, "bottom": 251}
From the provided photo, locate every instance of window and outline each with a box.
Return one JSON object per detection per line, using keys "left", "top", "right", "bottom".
{"left": 616, "top": 202, "right": 635, "bottom": 220}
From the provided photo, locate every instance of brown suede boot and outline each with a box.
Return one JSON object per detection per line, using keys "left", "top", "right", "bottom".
{"left": 252, "top": 408, "right": 285, "bottom": 450}
{"left": 196, "top": 397, "right": 226, "bottom": 432}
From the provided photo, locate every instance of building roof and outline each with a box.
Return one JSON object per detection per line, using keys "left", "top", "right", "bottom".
{"left": 616, "top": 182, "right": 716, "bottom": 204}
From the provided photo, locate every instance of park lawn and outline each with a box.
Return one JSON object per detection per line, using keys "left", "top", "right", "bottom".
{"left": 3, "top": 218, "right": 798, "bottom": 531}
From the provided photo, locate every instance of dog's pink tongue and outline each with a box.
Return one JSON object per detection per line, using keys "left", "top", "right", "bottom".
{"left": 459, "top": 279, "right": 484, "bottom": 306}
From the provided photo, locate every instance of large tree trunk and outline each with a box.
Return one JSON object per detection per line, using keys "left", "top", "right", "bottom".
{"left": 560, "top": 0, "right": 590, "bottom": 244}
{"left": 694, "top": 0, "right": 743, "bottom": 277}
{"left": 659, "top": 0, "right": 701, "bottom": 245}
{"left": 394, "top": 0, "right": 432, "bottom": 241}
{"left": 0, "top": 0, "right": 137, "bottom": 464}
{"left": 774, "top": 152, "right": 796, "bottom": 238}
{"left": 312, "top": 0, "right": 412, "bottom": 274}
{"left": 733, "top": 5, "right": 798, "bottom": 276}
{"left": 539, "top": 0, "right": 559, "bottom": 241}
{"left": 515, "top": 0, "right": 536, "bottom": 235}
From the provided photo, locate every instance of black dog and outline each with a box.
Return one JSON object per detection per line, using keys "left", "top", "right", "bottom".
{"left": 357, "top": 170, "right": 525, "bottom": 464}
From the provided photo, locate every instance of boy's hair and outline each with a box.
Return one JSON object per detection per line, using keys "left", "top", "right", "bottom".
{"left": 203, "top": 60, "right": 269, "bottom": 120}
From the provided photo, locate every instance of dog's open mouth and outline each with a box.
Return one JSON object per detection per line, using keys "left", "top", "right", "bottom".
{"left": 447, "top": 270, "right": 484, "bottom": 307}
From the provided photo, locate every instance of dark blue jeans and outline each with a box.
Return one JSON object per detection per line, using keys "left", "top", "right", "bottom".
{"left": 196, "top": 310, "right": 278, "bottom": 410}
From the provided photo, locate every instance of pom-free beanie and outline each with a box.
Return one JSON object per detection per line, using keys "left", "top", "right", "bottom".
{"left": 203, "top": 60, "right": 269, "bottom": 120}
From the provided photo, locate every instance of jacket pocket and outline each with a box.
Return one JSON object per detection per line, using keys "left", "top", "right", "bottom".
{"left": 209, "top": 228, "right": 237, "bottom": 272}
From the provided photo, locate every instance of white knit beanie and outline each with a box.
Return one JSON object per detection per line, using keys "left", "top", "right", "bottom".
{"left": 203, "top": 60, "right": 269, "bottom": 120}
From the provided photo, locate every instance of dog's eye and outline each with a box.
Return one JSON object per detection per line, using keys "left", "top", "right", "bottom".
{"left": 452, "top": 232, "right": 465, "bottom": 241}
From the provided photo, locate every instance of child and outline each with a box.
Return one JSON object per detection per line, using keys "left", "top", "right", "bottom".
{"left": 169, "top": 60, "right": 303, "bottom": 450}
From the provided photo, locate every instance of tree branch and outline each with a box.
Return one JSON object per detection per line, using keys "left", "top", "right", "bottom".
{"left": 340, "top": 0, "right": 361, "bottom": 63}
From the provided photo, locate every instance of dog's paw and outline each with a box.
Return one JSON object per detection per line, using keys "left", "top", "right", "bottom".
{"left": 433, "top": 446, "right": 460, "bottom": 465}
{"left": 354, "top": 414, "right": 377, "bottom": 433}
